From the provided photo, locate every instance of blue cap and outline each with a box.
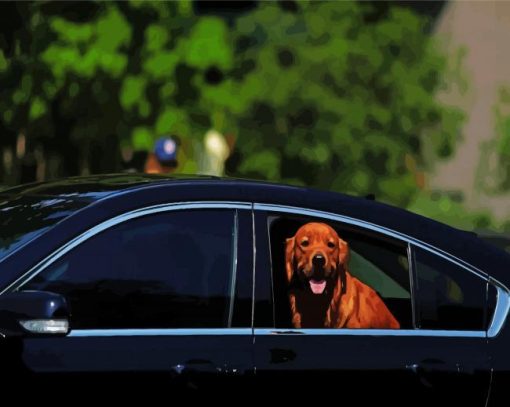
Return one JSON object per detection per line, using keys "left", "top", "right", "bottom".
{"left": 154, "top": 136, "right": 178, "bottom": 164}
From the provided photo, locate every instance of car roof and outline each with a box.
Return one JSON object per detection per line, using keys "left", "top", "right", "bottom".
{"left": 0, "top": 173, "right": 221, "bottom": 202}
{"left": 1, "top": 174, "right": 509, "bottom": 284}
{"left": 0, "top": 173, "right": 493, "bottom": 244}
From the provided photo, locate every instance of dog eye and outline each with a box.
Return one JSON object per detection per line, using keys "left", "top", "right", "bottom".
{"left": 301, "top": 240, "right": 309, "bottom": 247}
{"left": 327, "top": 241, "right": 335, "bottom": 248}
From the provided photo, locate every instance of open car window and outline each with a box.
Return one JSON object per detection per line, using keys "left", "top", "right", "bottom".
{"left": 268, "top": 215, "right": 412, "bottom": 330}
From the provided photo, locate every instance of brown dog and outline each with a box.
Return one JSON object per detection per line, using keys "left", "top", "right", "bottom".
{"left": 285, "top": 222, "right": 400, "bottom": 329}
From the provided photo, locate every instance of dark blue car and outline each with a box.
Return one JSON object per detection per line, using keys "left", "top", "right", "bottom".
{"left": 0, "top": 174, "right": 508, "bottom": 404}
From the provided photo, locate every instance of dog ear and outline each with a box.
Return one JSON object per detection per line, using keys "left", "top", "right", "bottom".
{"left": 338, "top": 236, "right": 349, "bottom": 266}
{"left": 285, "top": 237, "right": 296, "bottom": 283}
{"left": 337, "top": 236, "right": 349, "bottom": 295}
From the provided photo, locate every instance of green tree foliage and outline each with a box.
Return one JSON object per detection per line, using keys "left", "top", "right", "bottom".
{"left": 228, "top": 2, "right": 464, "bottom": 205}
{"left": 475, "top": 86, "right": 510, "bottom": 195}
{"left": 0, "top": 1, "right": 463, "bottom": 206}
{"left": 493, "top": 86, "right": 510, "bottom": 190}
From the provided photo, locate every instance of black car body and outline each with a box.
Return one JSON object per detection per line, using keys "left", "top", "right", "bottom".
{"left": 0, "top": 174, "right": 508, "bottom": 404}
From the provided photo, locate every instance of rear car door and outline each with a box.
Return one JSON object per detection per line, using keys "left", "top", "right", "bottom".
{"left": 3, "top": 203, "right": 254, "bottom": 391}
{"left": 252, "top": 206, "right": 491, "bottom": 405}
{"left": 408, "top": 245, "right": 492, "bottom": 405}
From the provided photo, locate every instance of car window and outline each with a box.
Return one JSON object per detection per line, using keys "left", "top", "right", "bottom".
{"left": 0, "top": 195, "right": 89, "bottom": 261}
{"left": 22, "top": 209, "right": 237, "bottom": 329}
{"left": 269, "top": 215, "right": 412, "bottom": 329}
{"left": 414, "top": 248, "right": 487, "bottom": 330}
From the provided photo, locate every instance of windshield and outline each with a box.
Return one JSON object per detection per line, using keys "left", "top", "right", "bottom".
{"left": 0, "top": 194, "right": 89, "bottom": 261}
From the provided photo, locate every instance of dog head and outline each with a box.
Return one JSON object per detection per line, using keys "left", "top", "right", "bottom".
{"left": 286, "top": 222, "right": 349, "bottom": 295}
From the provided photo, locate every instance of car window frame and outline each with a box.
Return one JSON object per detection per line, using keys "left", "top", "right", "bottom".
{"left": 410, "top": 243, "right": 492, "bottom": 331}
{"left": 253, "top": 203, "right": 509, "bottom": 338}
{"left": 264, "top": 211, "right": 415, "bottom": 329}
{"left": 3, "top": 201, "right": 254, "bottom": 335}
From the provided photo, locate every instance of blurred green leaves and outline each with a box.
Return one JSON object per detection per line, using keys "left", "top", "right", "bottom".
{"left": 131, "top": 126, "right": 153, "bottom": 150}
{"left": 155, "top": 107, "right": 189, "bottom": 136}
{"left": 480, "top": 85, "right": 510, "bottom": 193}
{"left": 224, "top": 1, "right": 463, "bottom": 206}
{"left": 145, "top": 24, "right": 168, "bottom": 52}
{"left": 96, "top": 6, "right": 132, "bottom": 52}
{"left": 0, "top": 1, "right": 464, "bottom": 208}
{"left": 51, "top": 17, "right": 94, "bottom": 43}
{"left": 29, "top": 97, "right": 47, "bottom": 120}
{"left": 120, "top": 75, "right": 147, "bottom": 110}
{"left": 42, "top": 6, "right": 130, "bottom": 79}
{"left": 182, "top": 18, "right": 233, "bottom": 70}
{"left": 143, "top": 51, "right": 179, "bottom": 79}
{"left": 408, "top": 192, "right": 494, "bottom": 232}
{"left": 0, "top": 50, "right": 8, "bottom": 72}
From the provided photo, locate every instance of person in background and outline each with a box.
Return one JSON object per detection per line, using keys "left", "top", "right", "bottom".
{"left": 144, "top": 135, "right": 179, "bottom": 174}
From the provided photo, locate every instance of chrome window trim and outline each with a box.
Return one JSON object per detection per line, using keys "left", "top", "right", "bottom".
{"left": 227, "top": 210, "right": 239, "bottom": 327}
{"left": 407, "top": 242, "right": 418, "bottom": 329}
{"left": 67, "top": 327, "right": 485, "bottom": 338}
{"left": 488, "top": 281, "right": 510, "bottom": 338}
{"left": 254, "top": 203, "right": 487, "bottom": 280}
{"left": 69, "top": 328, "right": 253, "bottom": 337}
{"left": 255, "top": 328, "right": 485, "bottom": 338}
{"left": 251, "top": 208, "right": 256, "bottom": 332}
{"left": 6, "top": 200, "right": 509, "bottom": 338}
{"left": 254, "top": 203, "right": 505, "bottom": 337}
{"left": 2, "top": 201, "right": 251, "bottom": 294}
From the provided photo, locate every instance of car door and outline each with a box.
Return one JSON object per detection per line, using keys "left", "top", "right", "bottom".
{"left": 252, "top": 206, "right": 490, "bottom": 406}
{"left": 407, "top": 245, "right": 491, "bottom": 405}
{"left": 4, "top": 203, "right": 254, "bottom": 391}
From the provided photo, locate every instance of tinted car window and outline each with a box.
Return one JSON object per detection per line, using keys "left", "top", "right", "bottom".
{"left": 23, "top": 210, "right": 236, "bottom": 329}
{"left": 270, "top": 216, "right": 412, "bottom": 329}
{"left": 414, "top": 248, "right": 487, "bottom": 330}
{"left": 0, "top": 195, "right": 89, "bottom": 260}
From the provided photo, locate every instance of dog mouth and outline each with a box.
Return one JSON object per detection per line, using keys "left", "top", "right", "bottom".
{"left": 309, "top": 279, "right": 327, "bottom": 295}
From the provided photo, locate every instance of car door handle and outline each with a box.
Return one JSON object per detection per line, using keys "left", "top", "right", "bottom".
{"left": 171, "top": 359, "right": 222, "bottom": 375}
{"left": 405, "top": 363, "right": 420, "bottom": 374}
{"left": 406, "top": 363, "right": 434, "bottom": 388}
{"left": 406, "top": 359, "right": 448, "bottom": 389}
{"left": 220, "top": 364, "right": 244, "bottom": 376}
{"left": 406, "top": 358, "right": 446, "bottom": 371}
{"left": 171, "top": 360, "right": 244, "bottom": 376}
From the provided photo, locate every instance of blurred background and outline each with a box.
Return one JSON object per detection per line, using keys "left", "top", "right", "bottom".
{"left": 1, "top": 0, "right": 510, "bottom": 241}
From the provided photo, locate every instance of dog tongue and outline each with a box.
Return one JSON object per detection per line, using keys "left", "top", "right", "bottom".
{"left": 309, "top": 279, "right": 326, "bottom": 294}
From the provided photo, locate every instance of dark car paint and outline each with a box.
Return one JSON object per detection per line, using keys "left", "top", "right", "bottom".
{"left": 252, "top": 209, "right": 491, "bottom": 406}
{"left": 1, "top": 176, "right": 508, "bottom": 288}
{"left": 0, "top": 175, "right": 508, "bottom": 402}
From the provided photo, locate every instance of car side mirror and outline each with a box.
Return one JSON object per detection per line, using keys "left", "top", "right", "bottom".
{"left": 0, "top": 290, "right": 70, "bottom": 337}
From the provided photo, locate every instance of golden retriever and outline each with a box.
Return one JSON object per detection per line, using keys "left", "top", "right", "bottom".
{"left": 285, "top": 222, "right": 400, "bottom": 329}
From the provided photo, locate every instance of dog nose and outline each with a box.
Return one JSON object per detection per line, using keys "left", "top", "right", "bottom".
{"left": 312, "top": 254, "right": 325, "bottom": 268}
